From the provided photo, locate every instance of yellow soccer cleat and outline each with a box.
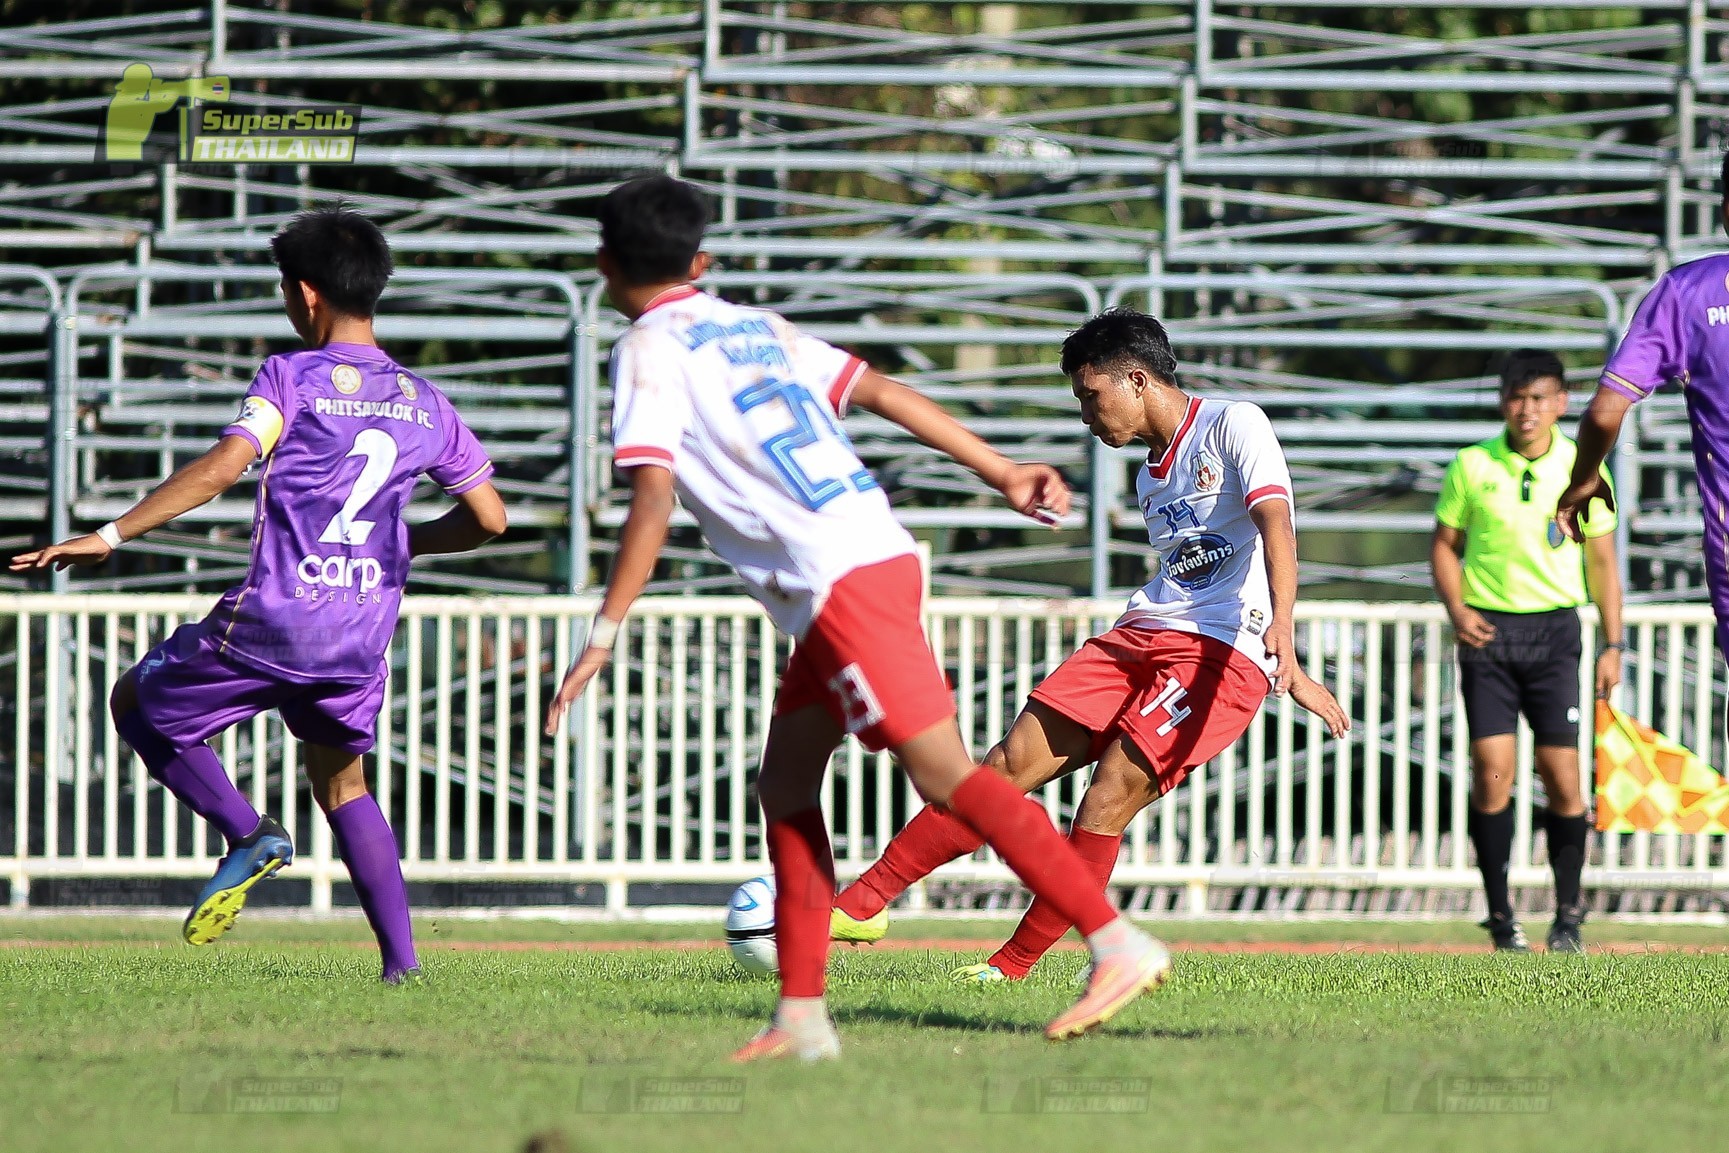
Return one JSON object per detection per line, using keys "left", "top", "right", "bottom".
{"left": 829, "top": 906, "right": 888, "bottom": 944}
{"left": 951, "top": 962, "right": 1008, "bottom": 984}
{"left": 182, "top": 816, "right": 294, "bottom": 946}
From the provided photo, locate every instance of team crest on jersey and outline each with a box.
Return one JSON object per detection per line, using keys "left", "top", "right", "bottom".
{"left": 1165, "top": 532, "right": 1236, "bottom": 590}
{"left": 331, "top": 364, "right": 363, "bottom": 394}
{"left": 1194, "top": 451, "right": 1223, "bottom": 493}
{"left": 396, "top": 372, "right": 418, "bottom": 401}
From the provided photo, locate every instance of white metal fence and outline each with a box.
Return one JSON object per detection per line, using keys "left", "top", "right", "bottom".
{"left": 3, "top": 595, "right": 1726, "bottom": 914}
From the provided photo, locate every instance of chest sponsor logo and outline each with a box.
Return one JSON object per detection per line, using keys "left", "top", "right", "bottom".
{"left": 331, "top": 364, "right": 363, "bottom": 394}
{"left": 297, "top": 553, "right": 384, "bottom": 593}
{"left": 1194, "top": 451, "right": 1223, "bottom": 493}
{"left": 1165, "top": 532, "right": 1236, "bottom": 590}
{"left": 396, "top": 372, "right": 418, "bottom": 401}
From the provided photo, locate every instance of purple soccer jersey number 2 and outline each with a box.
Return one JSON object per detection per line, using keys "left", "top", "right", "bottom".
{"left": 206, "top": 343, "right": 494, "bottom": 682}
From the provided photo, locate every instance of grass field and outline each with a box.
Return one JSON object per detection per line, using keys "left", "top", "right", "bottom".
{"left": 2, "top": 914, "right": 1726, "bottom": 1153}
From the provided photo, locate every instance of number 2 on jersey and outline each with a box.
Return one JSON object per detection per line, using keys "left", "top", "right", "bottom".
{"left": 318, "top": 428, "right": 398, "bottom": 546}
{"left": 731, "top": 376, "right": 875, "bottom": 511}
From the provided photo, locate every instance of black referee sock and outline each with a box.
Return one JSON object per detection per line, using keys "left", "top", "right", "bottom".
{"left": 1544, "top": 808, "right": 1590, "bottom": 917}
{"left": 1468, "top": 804, "right": 1516, "bottom": 922}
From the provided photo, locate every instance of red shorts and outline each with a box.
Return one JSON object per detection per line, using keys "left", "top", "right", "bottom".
{"left": 775, "top": 554, "right": 956, "bottom": 751}
{"left": 1030, "top": 625, "right": 1269, "bottom": 797}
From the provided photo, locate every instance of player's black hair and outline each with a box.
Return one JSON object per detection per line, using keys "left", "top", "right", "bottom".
{"left": 1059, "top": 307, "right": 1180, "bottom": 386}
{"left": 1499, "top": 348, "right": 1568, "bottom": 395}
{"left": 1720, "top": 147, "right": 1729, "bottom": 204}
{"left": 269, "top": 205, "right": 392, "bottom": 318}
{"left": 597, "top": 175, "right": 713, "bottom": 285}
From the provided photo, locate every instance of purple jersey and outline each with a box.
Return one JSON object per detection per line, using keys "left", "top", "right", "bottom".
{"left": 1602, "top": 254, "right": 1729, "bottom": 651}
{"left": 207, "top": 341, "right": 493, "bottom": 680}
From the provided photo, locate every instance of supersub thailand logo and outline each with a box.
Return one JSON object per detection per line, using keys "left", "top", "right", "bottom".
{"left": 1164, "top": 533, "right": 1235, "bottom": 590}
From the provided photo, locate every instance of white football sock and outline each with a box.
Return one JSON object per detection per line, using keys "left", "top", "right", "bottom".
{"left": 1084, "top": 916, "right": 1147, "bottom": 960}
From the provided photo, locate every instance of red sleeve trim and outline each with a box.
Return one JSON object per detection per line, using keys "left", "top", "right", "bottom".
{"left": 1245, "top": 484, "right": 1290, "bottom": 508}
{"left": 613, "top": 444, "right": 675, "bottom": 471}
{"left": 828, "top": 357, "right": 868, "bottom": 416}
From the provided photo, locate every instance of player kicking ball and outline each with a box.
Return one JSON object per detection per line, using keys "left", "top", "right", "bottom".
{"left": 831, "top": 308, "right": 1350, "bottom": 980}
{"left": 11, "top": 207, "right": 506, "bottom": 982}
{"left": 543, "top": 175, "right": 1172, "bottom": 1061}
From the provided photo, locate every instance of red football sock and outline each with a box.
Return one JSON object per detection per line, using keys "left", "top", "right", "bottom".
{"left": 990, "top": 828, "right": 1123, "bottom": 978}
{"left": 944, "top": 770, "right": 1117, "bottom": 938}
{"left": 835, "top": 804, "right": 985, "bottom": 920}
{"left": 767, "top": 809, "right": 835, "bottom": 999}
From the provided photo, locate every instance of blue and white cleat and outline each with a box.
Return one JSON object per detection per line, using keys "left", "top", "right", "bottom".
{"left": 183, "top": 816, "right": 294, "bottom": 945}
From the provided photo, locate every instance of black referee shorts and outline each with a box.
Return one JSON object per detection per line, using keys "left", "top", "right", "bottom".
{"left": 1456, "top": 607, "right": 1582, "bottom": 747}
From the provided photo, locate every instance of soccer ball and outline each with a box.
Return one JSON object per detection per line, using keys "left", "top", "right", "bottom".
{"left": 724, "top": 875, "right": 778, "bottom": 975}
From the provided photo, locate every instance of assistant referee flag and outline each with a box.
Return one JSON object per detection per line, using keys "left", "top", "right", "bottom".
{"left": 1594, "top": 701, "right": 1729, "bottom": 834}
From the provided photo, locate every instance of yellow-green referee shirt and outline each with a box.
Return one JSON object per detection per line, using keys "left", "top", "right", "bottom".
{"left": 1435, "top": 430, "right": 1616, "bottom": 614}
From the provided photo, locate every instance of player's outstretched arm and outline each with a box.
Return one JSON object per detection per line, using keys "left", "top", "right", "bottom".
{"left": 848, "top": 368, "right": 1069, "bottom": 525}
{"left": 543, "top": 464, "right": 676, "bottom": 736}
{"left": 1556, "top": 386, "right": 1630, "bottom": 543}
{"left": 408, "top": 481, "right": 508, "bottom": 558}
{"left": 1247, "top": 496, "right": 1299, "bottom": 695}
{"left": 8, "top": 435, "right": 255, "bottom": 574}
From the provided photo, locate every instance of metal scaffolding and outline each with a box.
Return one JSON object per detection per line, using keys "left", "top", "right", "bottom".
{"left": 0, "top": 1, "right": 1722, "bottom": 597}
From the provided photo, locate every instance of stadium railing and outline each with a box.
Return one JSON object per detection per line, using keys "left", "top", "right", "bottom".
{"left": 0, "top": 262, "right": 1693, "bottom": 602}
{"left": 3, "top": 594, "right": 1722, "bottom": 915}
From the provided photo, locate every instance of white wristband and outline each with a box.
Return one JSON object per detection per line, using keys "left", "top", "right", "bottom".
{"left": 95, "top": 522, "right": 123, "bottom": 551}
{"left": 587, "top": 614, "right": 622, "bottom": 651}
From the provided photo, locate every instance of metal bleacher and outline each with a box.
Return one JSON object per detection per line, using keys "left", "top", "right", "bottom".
{"left": 1, "top": 2, "right": 1726, "bottom": 599}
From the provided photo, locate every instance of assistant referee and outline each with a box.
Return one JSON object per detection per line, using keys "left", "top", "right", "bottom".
{"left": 1430, "top": 349, "right": 1623, "bottom": 954}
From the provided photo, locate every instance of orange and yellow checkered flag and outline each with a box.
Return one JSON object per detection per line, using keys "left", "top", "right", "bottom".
{"left": 1594, "top": 700, "right": 1729, "bottom": 834}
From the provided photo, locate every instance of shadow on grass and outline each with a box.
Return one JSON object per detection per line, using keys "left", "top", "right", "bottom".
{"left": 834, "top": 1005, "right": 1249, "bottom": 1040}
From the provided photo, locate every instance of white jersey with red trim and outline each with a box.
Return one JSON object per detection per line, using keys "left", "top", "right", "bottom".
{"left": 609, "top": 287, "right": 916, "bottom": 637}
{"left": 1117, "top": 397, "right": 1294, "bottom": 677}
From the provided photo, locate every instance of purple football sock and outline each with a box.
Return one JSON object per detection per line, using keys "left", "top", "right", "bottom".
{"left": 328, "top": 793, "right": 417, "bottom": 980}
{"left": 116, "top": 710, "right": 259, "bottom": 844}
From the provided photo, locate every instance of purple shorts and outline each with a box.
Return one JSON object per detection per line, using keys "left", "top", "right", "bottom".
{"left": 132, "top": 619, "right": 387, "bottom": 755}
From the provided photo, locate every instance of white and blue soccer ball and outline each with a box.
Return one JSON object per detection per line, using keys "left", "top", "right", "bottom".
{"left": 724, "top": 875, "right": 778, "bottom": 975}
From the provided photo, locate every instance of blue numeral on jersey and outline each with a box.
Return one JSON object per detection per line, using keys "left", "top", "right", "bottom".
{"left": 1155, "top": 497, "right": 1200, "bottom": 535}
{"left": 732, "top": 376, "right": 872, "bottom": 510}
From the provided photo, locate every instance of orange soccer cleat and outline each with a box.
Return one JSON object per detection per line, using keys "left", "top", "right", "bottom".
{"left": 1044, "top": 932, "right": 1172, "bottom": 1041}
{"left": 729, "top": 1022, "right": 841, "bottom": 1063}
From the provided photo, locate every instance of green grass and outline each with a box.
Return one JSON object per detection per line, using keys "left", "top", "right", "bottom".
{"left": 2, "top": 917, "right": 1726, "bottom": 1153}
